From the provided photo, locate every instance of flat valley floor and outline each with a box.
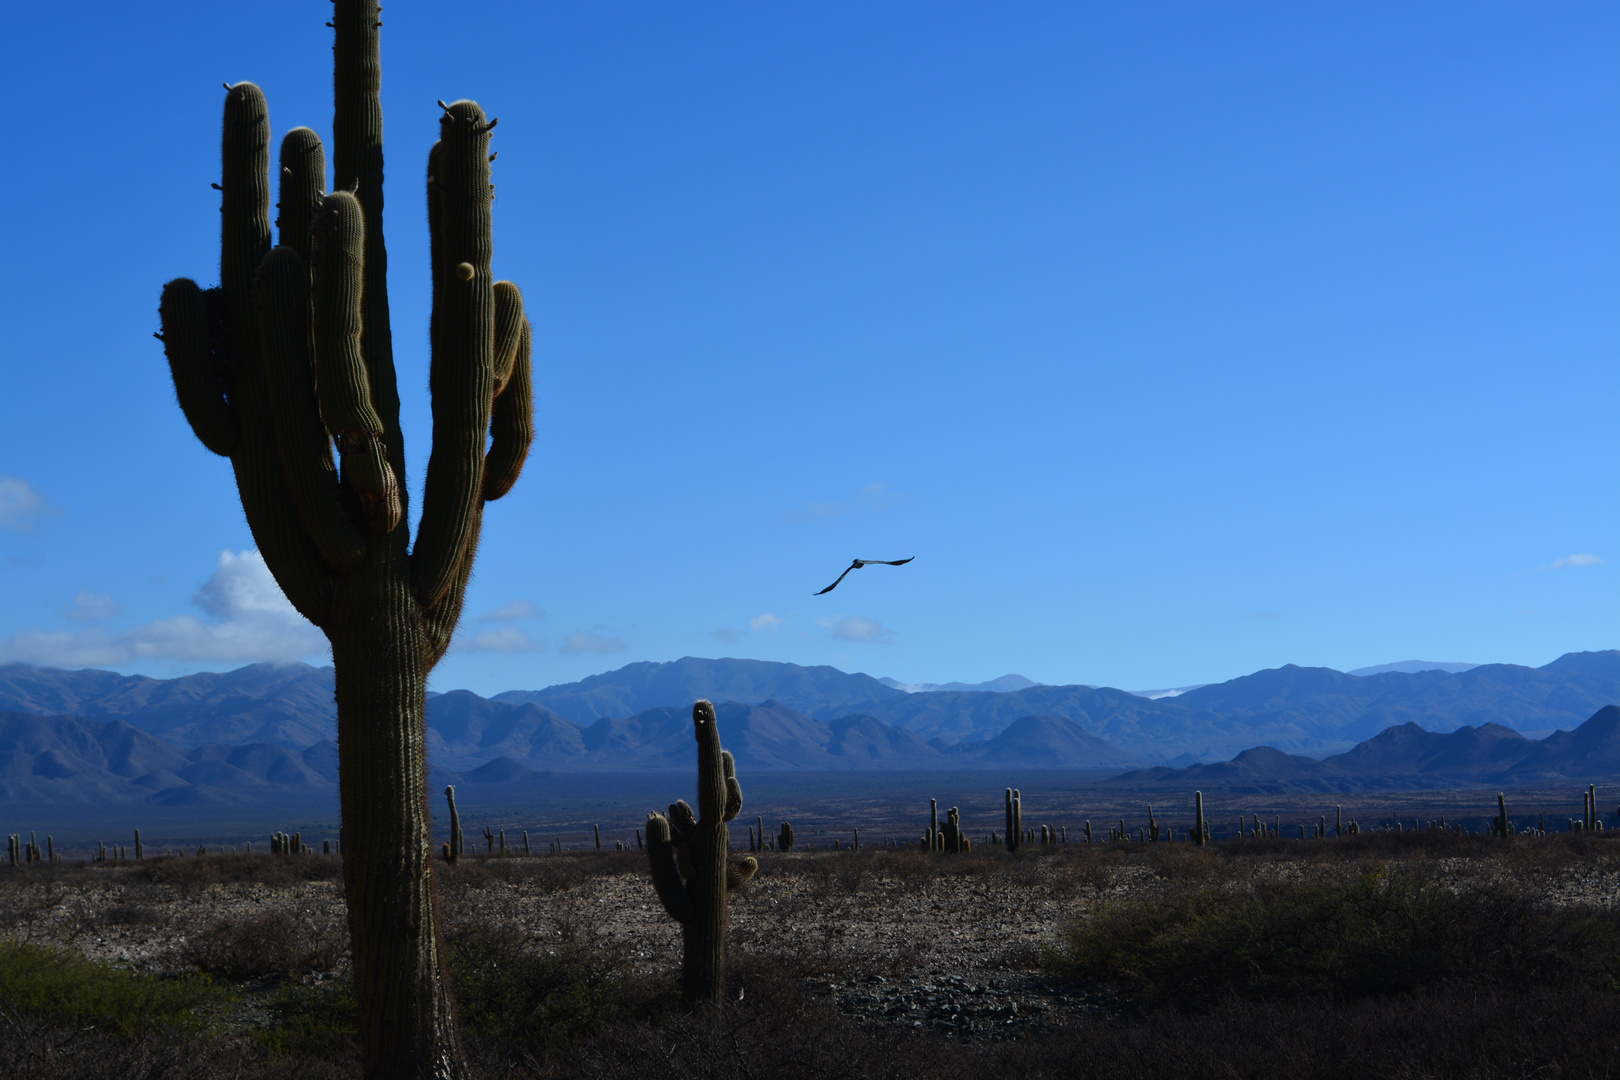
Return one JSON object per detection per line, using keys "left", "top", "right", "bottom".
{"left": 4, "top": 832, "right": 1620, "bottom": 1078}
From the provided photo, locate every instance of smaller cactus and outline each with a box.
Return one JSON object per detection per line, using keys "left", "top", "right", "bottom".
{"left": 134, "top": 829, "right": 143, "bottom": 860}
{"left": 595, "top": 824, "right": 601, "bottom": 851}
{"left": 499, "top": 829, "right": 507, "bottom": 855}
{"left": 484, "top": 826, "right": 495, "bottom": 853}
{"left": 1195, "top": 791, "right": 1207, "bottom": 847}
{"left": 778, "top": 821, "right": 794, "bottom": 852}
{"left": 1497, "top": 792, "right": 1510, "bottom": 839}
{"left": 523, "top": 830, "right": 531, "bottom": 855}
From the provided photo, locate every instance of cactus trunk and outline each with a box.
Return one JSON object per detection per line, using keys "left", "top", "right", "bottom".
{"left": 331, "top": 608, "right": 462, "bottom": 1076}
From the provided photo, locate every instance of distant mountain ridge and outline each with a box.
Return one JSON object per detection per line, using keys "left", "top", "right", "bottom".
{"left": 0, "top": 651, "right": 1614, "bottom": 781}
{"left": 1102, "top": 706, "right": 1620, "bottom": 794}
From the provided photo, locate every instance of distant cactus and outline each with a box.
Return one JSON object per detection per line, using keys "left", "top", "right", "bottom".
{"left": 645, "top": 701, "right": 758, "bottom": 1004}
{"left": 1004, "top": 788, "right": 1023, "bottom": 853}
{"left": 1497, "top": 792, "right": 1511, "bottom": 839}
{"left": 594, "top": 824, "right": 601, "bottom": 851}
{"left": 443, "top": 787, "right": 462, "bottom": 864}
{"left": 1195, "top": 791, "right": 1207, "bottom": 847}
{"left": 134, "top": 829, "right": 143, "bottom": 860}
{"left": 1336, "top": 805, "right": 1342, "bottom": 837}
{"left": 523, "top": 830, "right": 531, "bottom": 855}
{"left": 484, "top": 826, "right": 495, "bottom": 854}
{"left": 778, "top": 822, "right": 794, "bottom": 853}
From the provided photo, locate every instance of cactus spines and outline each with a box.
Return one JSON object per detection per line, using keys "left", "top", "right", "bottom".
{"left": 1195, "top": 791, "right": 1207, "bottom": 847}
{"left": 157, "top": 6, "right": 533, "bottom": 1074}
{"left": 444, "top": 786, "right": 462, "bottom": 864}
{"left": 778, "top": 822, "right": 794, "bottom": 853}
{"left": 646, "top": 701, "right": 758, "bottom": 1004}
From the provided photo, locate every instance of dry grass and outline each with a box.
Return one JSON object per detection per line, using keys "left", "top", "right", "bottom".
{"left": 0, "top": 832, "right": 1617, "bottom": 1078}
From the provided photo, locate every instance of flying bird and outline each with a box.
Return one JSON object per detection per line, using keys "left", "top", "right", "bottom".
{"left": 814, "top": 557, "right": 914, "bottom": 596}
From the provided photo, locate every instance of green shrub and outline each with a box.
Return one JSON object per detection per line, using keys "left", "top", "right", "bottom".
{"left": 258, "top": 976, "right": 359, "bottom": 1059}
{"left": 446, "top": 920, "right": 669, "bottom": 1053}
{"left": 1047, "top": 866, "right": 1620, "bottom": 1004}
{"left": 0, "top": 942, "right": 231, "bottom": 1037}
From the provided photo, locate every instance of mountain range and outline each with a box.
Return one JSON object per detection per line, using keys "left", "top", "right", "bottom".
{"left": 1103, "top": 706, "right": 1620, "bottom": 794}
{"left": 0, "top": 651, "right": 1615, "bottom": 806}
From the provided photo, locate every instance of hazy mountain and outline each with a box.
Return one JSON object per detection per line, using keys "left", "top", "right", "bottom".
{"left": 943, "top": 715, "right": 1146, "bottom": 769}
{"left": 878, "top": 675, "right": 1044, "bottom": 694}
{"left": 492, "top": 657, "right": 908, "bottom": 723}
{"left": 1, "top": 651, "right": 1614, "bottom": 777}
{"left": 1171, "top": 652, "right": 1620, "bottom": 747}
{"left": 0, "top": 710, "right": 339, "bottom": 805}
{"left": 0, "top": 662, "right": 336, "bottom": 750}
{"left": 1103, "top": 706, "right": 1620, "bottom": 793}
{"left": 1348, "top": 661, "right": 1479, "bottom": 677}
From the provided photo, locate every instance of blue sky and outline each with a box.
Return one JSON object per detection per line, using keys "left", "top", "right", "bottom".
{"left": 0, "top": 3, "right": 1614, "bottom": 696}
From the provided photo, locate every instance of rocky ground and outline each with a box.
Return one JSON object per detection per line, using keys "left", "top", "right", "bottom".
{"left": 6, "top": 833, "right": 1620, "bottom": 1046}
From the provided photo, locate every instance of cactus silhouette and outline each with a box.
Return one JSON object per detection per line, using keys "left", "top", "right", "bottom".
{"left": 443, "top": 786, "right": 462, "bottom": 865}
{"left": 153, "top": 3, "right": 531, "bottom": 1074}
{"left": 646, "top": 701, "right": 759, "bottom": 1004}
{"left": 778, "top": 821, "right": 794, "bottom": 852}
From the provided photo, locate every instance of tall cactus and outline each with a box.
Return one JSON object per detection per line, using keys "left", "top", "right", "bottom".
{"left": 778, "top": 821, "right": 794, "bottom": 852}
{"left": 153, "top": 5, "right": 532, "bottom": 1075}
{"left": 646, "top": 701, "right": 759, "bottom": 1004}
{"left": 443, "top": 786, "right": 462, "bottom": 864}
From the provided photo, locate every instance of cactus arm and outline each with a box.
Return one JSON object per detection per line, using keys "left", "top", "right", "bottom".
{"left": 212, "top": 82, "right": 333, "bottom": 622}
{"left": 421, "top": 515, "right": 480, "bottom": 668}
{"left": 255, "top": 246, "right": 368, "bottom": 572}
{"left": 277, "top": 128, "right": 325, "bottom": 260}
{"left": 221, "top": 83, "right": 271, "bottom": 359}
{"left": 646, "top": 813, "right": 692, "bottom": 923}
{"left": 412, "top": 101, "right": 495, "bottom": 607}
{"left": 482, "top": 289, "right": 532, "bottom": 501}
{"left": 331, "top": 0, "right": 406, "bottom": 507}
{"left": 727, "top": 855, "right": 758, "bottom": 891}
{"left": 491, "top": 280, "right": 525, "bottom": 392}
{"left": 310, "top": 191, "right": 401, "bottom": 534}
{"left": 721, "top": 749, "right": 743, "bottom": 823}
{"left": 158, "top": 278, "right": 237, "bottom": 455}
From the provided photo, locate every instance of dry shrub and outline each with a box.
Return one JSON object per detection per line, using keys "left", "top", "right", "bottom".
{"left": 180, "top": 911, "right": 347, "bottom": 981}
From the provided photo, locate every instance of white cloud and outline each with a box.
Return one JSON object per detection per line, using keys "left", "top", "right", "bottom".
{"left": 1552, "top": 554, "right": 1602, "bottom": 569}
{"left": 785, "top": 482, "right": 899, "bottom": 523}
{"left": 461, "top": 626, "right": 546, "bottom": 653}
{"left": 819, "top": 614, "right": 889, "bottom": 642}
{"left": 559, "top": 631, "right": 628, "bottom": 655}
{"left": 0, "top": 549, "right": 326, "bottom": 668}
{"left": 0, "top": 477, "right": 57, "bottom": 533}
{"left": 710, "top": 628, "right": 741, "bottom": 643}
{"left": 65, "top": 592, "right": 121, "bottom": 621}
{"left": 478, "top": 600, "right": 544, "bottom": 623}
{"left": 749, "top": 612, "right": 784, "bottom": 632}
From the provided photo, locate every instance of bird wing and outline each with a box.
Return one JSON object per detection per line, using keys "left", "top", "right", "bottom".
{"left": 814, "top": 561, "right": 861, "bottom": 595}
{"left": 867, "top": 557, "right": 914, "bottom": 566}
